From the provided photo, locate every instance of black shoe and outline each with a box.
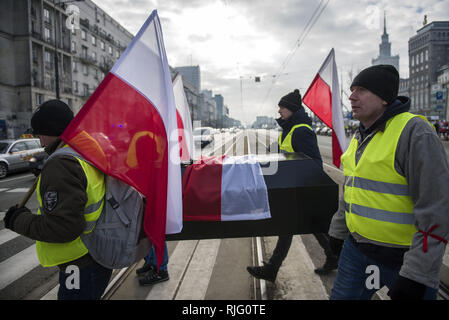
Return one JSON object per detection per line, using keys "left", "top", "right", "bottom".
{"left": 314, "top": 256, "right": 338, "bottom": 275}
{"left": 139, "top": 269, "right": 169, "bottom": 286}
{"left": 246, "top": 262, "right": 277, "bottom": 282}
{"left": 136, "top": 263, "right": 155, "bottom": 277}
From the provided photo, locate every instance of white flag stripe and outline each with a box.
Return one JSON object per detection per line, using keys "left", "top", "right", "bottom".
{"left": 173, "top": 73, "right": 195, "bottom": 159}
{"left": 110, "top": 11, "right": 182, "bottom": 234}
{"left": 221, "top": 155, "right": 271, "bottom": 221}
{"left": 329, "top": 50, "right": 347, "bottom": 153}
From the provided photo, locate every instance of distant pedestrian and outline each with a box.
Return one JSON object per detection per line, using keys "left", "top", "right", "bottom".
{"left": 434, "top": 120, "right": 440, "bottom": 137}
{"left": 3, "top": 100, "right": 112, "bottom": 300}
{"left": 246, "top": 89, "right": 339, "bottom": 282}
{"left": 328, "top": 65, "right": 449, "bottom": 300}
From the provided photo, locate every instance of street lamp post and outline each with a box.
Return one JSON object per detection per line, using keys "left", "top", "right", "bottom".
{"left": 53, "top": 0, "right": 60, "bottom": 99}
{"left": 52, "top": 0, "right": 83, "bottom": 100}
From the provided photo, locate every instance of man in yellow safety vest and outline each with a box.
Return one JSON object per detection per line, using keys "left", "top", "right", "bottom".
{"left": 3, "top": 100, "right": 112, "bottom": 300}
{"left": 328, "top": 65, "right": 449, "bottom": 300}
{"left": 247, "top": 89, "right": 338, "bottom": 282}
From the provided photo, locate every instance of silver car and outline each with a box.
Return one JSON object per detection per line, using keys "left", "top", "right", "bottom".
{"left": 0, "top": 138, "right": 44, "bottom": 179}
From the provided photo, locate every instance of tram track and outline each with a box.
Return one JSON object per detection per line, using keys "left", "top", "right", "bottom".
{"left": 102, "top": 130, "right": 270, "bottom": 300}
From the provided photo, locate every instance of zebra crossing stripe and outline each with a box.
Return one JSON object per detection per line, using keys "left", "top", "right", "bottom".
{"left": 0, "top": 228, "right": 20, "bottom": 246}
{"left": 6, "top": 188, "right": 30, "bottom": 193}
{"left": 145, "top": 240, "right": 198, "bottom": 300}
{"left": 175, "top": 239, "right": 221, "bottom": 300}
{"left": 0, "top": 244, "right": 40, "bottom": 291}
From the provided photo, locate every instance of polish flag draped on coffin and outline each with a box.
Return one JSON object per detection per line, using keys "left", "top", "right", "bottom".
{"left": 182, "top": 155, "right": 271, "bottom": 221}
{"left": 173, "top": 73, "right": 195, "bottom": 162}
{"left": 302, "top": 48, "right": 347, "bottom": 168}
{"left": 61, "top": 10, "right": 182, "bottom": 268}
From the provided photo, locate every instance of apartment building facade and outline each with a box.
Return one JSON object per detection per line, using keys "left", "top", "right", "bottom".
{"left": 408, "top": 21, "right": 449, "bottom": 115}
{"left": 0, "top": 0, "right": 133, "bottom": 138}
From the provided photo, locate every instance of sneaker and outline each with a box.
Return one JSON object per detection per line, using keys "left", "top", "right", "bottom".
{"left": 136, "top": 263, "right": 155, "bottom": 277}
{"left": 314, "top": 256, "right": 338, "bottom": 275}
{"left": 246, "top": 262, "right": 277, "bottom": 282}
{"left": 139, "top": 269, "right": 169, "bottom": 286}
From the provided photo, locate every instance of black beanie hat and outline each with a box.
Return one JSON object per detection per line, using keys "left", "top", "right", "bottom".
{"left": 279, "top": 89, "right": 302, "bottom": 112}
{"left": 31, "top": 100, "right": 74, "bottom": 136}
{"left": 351, "top": 64, "right": 399, "bottom": 105}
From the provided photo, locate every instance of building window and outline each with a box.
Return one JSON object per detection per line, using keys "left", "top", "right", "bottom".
{"left": 44, "top": 27, "right": 51, "bottom": 41}
{"left": 92, "top": 35, "right": 96, "bottom": 46}
{"left": 425, "top": 49, "right": 428, "bottom": 61}
{"left": 35, "top": 93, "right": 43, "bottom": 105}
{"left": 108, "top": 46, "right": 112, "bottom": 55}
{"left": 83, "top": 83, "right": 89, "bottom": 96}
{"left": 82, "top": 64, "right": 88, "bottom": 75}
{"left": 82, "top": 46, "right": 88, "bottom": 59}
{"left": 71, "top": 41, "right": 76, "bottom": 52}
{"left": 101, "top": 41, "right": 105, "bottom": 50}
{"left": 72, "top": 61, "right": 77, "bottom": 72}
{"left": 81, "top": 29, "right": 86, "bottom": 40}
{"left": 44, "top": 50, "right": 52, "bottom": 67}
{"left": 115, "top": 50, "right": 119, "bottom": 58}
{"left": 73, "top": 80, "right": 78, "bottom": 93}
{"left": 92, "top": 51, "right": 97, "bottom": 61}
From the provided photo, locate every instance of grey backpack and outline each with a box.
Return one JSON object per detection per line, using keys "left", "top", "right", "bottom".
{"left": 49, "top": 147, "right": 151, "bottom": 269}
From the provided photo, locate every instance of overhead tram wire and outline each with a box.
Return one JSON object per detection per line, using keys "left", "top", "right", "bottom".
{"left": 258, "top": 0, "right": 330, "bottom": 110}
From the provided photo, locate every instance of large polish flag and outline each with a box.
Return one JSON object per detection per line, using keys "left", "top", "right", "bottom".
{"left": 303, "top": 48, "right": 347, "bottom": 168}
{"left": 173, "top": 73, "right": 195, "bottom": 162}
{"left": 61, "top": 11, "right": 182, "bottom": 268}
{"left": 182, "top": 155, "right": 271, "bottom": 221}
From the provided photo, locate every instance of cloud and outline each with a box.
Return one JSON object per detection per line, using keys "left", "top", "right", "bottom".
{"left": 96, "top": 0, "right": 448, "bottom": 125}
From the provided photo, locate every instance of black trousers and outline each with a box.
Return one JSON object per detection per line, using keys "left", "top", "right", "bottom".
{"left": 268, "top": 233, "right": 334, "bottom": 270}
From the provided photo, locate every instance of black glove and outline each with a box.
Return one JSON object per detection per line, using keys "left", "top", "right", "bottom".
{"left": 328, "top": 236, "right": 344, "bottom": 257}
{"left": 3, "top": 204, "right": 31, "bottom": 230}
{"left": 388, "top": 275, "right": 426, "bottom": 300}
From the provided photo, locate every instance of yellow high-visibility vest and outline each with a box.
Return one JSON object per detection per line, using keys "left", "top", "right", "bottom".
{"left": 36, "top": 149, "right": 105, "bottom": 267}
{"left": 278, "top": 123, "right": 313, "bottom": 153}
{"left": 342, "top": 112, "right": 428, "bottom": 246}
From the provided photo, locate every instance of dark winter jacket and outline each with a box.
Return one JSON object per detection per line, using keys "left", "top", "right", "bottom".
{"left": 329, "top": 96, "right": 449, "bottom": 289}
{"left": 10, "top": 137, "right": 96, "bottom": 268}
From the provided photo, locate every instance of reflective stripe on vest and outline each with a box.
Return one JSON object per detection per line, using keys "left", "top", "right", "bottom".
{"left": 278, "top": 123, "right": 313, "bottom": 153}
{"left": 35, "top": 149, "right": 105, "bottom": 267}
{"left": 341, "top": 112, "right": 428, "bottom": 246}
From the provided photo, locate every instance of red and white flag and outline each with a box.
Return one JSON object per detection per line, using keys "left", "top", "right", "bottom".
{"left": 61, "top": 11, "right": 182, "bottom": 269}
{"left": 173, "top": 73, "right": 195, "bottom": 162}
{"left": 182, "top": 155, "right": 271, "bottom": 221}
{"left": 303, "top": 48, "right": 347, "bottom": 168}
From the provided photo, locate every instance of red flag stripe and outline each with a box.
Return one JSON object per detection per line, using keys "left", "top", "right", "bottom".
{"left": 182, "top": 156, "right": 224, "bottom": 221}
{"left": 303, "top": 74, "right": 332, "bottom": 128}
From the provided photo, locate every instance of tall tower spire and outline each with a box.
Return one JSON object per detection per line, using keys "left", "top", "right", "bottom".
{"left": 383, "top": 11, "right": 387, "bottom": 35}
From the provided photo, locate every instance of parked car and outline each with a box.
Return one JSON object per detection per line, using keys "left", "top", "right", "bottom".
{"left": 28, "top": 152, "right": 48, "bottom": 177}
{"left": 0, "top": 138, "right": 44, "bottom": 179}
{"left": 193, "top": 127, "right": 214, "bottom": 148}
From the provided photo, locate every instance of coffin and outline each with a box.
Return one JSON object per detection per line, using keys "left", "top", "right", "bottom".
{"left": 166, "top": 153, "right": 339, "bottom": 241}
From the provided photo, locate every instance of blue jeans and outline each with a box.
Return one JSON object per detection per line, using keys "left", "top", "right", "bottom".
{"left": 330, "top": 236, "right": 438, "bottom": 300}
{"left": 58, "top": 261, "right": 112, "bottom": 300}
{"left": 144, "top": 242, "right": 168, "bottom": 271}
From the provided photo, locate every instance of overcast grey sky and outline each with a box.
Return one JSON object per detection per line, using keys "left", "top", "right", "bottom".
{"left": 96, "top": 0, "right": 449, "bottom": 125}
